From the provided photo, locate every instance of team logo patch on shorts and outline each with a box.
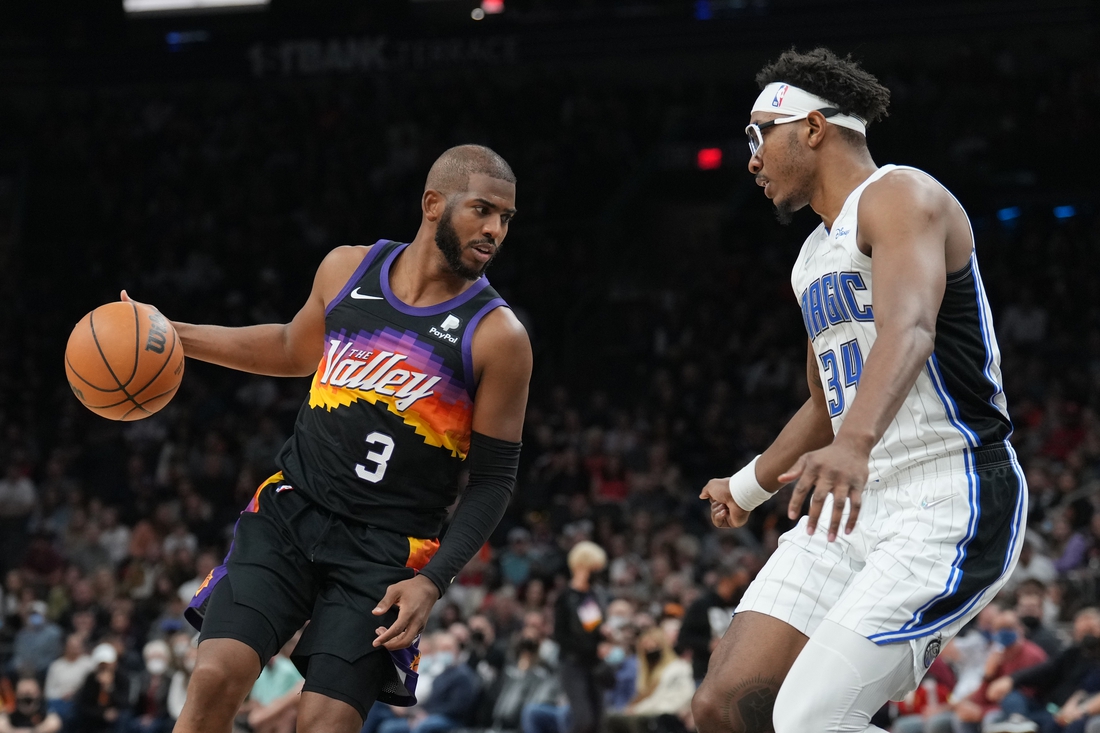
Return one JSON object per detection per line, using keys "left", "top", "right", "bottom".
{"left": 923, "top": 637, "right": 942, "bottom": 668}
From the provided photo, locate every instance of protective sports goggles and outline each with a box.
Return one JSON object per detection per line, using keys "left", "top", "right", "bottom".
{"left": 745, "top": 108, "right": 841, "bottom": 157}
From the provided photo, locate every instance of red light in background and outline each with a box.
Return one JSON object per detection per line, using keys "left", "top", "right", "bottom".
{"left": 697, "top": 148, "right": 722, "bottom": 170}
{"left": 482, "top": 0, "right": 504, "bottom": 13}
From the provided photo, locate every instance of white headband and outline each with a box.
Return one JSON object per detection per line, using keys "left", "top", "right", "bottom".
{"left": 752, "top": 82, "right": 867, "bottom": 135}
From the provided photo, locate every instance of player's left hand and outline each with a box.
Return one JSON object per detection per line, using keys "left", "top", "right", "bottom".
{"left": 372, "top": 574, "right": 440, "bottom": 651}
{"left": 780, "top": 440, "right": 869, "bottom": 542}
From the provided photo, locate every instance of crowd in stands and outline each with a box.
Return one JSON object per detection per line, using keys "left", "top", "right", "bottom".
{"left": 1, "top": 31, "right": 1100, "bottom": 733}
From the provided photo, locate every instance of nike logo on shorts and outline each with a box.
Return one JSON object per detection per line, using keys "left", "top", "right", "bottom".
{"left": 920, "top": 495, "right": 952, "bottom": 509}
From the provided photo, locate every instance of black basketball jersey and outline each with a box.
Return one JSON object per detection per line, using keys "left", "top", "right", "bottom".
{"left": 276, "top": 240, "right": 508, "bottom": 537}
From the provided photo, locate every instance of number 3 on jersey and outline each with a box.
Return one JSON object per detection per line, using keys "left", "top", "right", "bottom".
{"left": 356, "top": 431, "right": 394, "bottom": 483}
{"left": 820, "top": 339, "right": 864, "bottom": 418}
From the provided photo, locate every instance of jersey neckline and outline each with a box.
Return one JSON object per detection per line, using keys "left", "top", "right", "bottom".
{"left": 380, "top": 242, "right": 492, "bottom": 317}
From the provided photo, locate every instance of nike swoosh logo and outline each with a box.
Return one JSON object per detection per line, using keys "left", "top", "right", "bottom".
{"left": 920, "top": 495, "right": 953, "bottom": 510}
{"left": 350, "top": 288, "right": 384, "bottom": 300}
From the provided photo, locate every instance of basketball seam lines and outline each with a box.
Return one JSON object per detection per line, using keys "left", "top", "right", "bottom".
{"left": 124, "top": 301, "right": 140, "bottom": 389}
{"left": 88, "top": 309, "right": 150, "bottom": 415}
{"left": 65, "top": 355, "right": 118, "bottom": 393}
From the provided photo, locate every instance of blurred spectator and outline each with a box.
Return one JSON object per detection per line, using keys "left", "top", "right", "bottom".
{"left": 9, "top": 602, "right": 63, "bottom": 678}
{"left": 98, "top": 509, "right": 132, "bottom": 568}
{"left": 1054, "top": 499, "right": 1095, "bottom": 575}
{"left": 678, "top": 560, "right": 748, "bottom": 684}
{"left": 955, "top": 609, "right": 1047, "bottom": 733}
{"left": 604, "top": 627, "right": 694, "bottom": 733}
{"left": 76, "top": 644, "right": 130, "bottom": 733}
{"left": 176, "top": 552, "right": 217, "bottom": 605}
{"left": 166, "top": 635, "right": 196, "bottom": 721}
{"left": 240, "top": 632, "right": 304, "bottom": 733}
{"left": 485, "top": 636, "right": 559, "bottom": 731}
{"left": 43, "top": 633, "right": 94, "bottom": 726}
{"left": 500, "top": 528, "right": 536, "bottom": 587}
{"left": 0, "top": 464, "right": 37, "bottom": 573}
{"left": 125, "top": 639, "right": 174, "bottom": 733}
{"left": 987, "top": 608, "right": 1100, "bottom": 731}
{"left": 378, "top": 631, "right": 480, "bottom": 733}
{"left": 554, "top": 541, "right": 609, "bottom": 733}
{"left": 0, "top": 677, "right": 62, "bottom": 733}
{"left": 1017, "top": 582, "right": 1066, "bottom": 659}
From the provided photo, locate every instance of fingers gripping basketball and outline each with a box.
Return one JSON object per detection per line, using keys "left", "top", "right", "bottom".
{"left": 65, "top": 301, "right": 185, "bottom": 421}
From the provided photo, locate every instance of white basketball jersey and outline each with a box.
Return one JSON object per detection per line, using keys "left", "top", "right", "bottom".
{"left": 791, "top": 165, "right": 1012, "bottom": 483}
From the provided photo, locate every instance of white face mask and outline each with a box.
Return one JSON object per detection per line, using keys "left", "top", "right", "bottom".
{"left": 433, "top": 652, "right": 456, "bottom": 668}
{"left": 147, "top": 658, "right": 169, "bottom": 675}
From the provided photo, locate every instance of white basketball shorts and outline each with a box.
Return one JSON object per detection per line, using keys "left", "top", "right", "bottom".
{"left": 737, "top": 442, "right": 1027, "bottom": 689}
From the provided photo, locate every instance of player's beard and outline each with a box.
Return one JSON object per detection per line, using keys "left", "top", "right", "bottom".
{"left": 435, "top": 204, "right": 495, "bottom": 281}
{"left": 774, "top": 134, "right": 812, "bottom": 226}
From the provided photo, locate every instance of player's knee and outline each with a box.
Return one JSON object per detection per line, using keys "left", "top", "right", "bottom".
{"left": 690, "top": 684, "right": 726, "bottom": 733}
{"left": 189, "top": 655, "right": 255, "bottom": 703}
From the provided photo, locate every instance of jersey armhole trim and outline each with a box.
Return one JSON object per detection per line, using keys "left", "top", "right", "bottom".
{"left": 462, "top": 298, "right": 509, "bottom": 398}
{"left": 325, "top": 240, "right": 391, "bottom": 316}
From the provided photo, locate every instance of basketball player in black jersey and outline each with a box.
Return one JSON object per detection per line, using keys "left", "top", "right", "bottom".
{"left": 125, "top": 145, "right": 531, "bottom": 733}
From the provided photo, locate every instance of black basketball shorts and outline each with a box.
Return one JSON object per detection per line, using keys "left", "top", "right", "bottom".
{"left": 185, "top": 472, "right": 440, "bottom": 716}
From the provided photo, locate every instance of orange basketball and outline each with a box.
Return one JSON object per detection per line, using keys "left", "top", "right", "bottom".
{"left": 64, "top": 301, "right": 185, "bottom": 421}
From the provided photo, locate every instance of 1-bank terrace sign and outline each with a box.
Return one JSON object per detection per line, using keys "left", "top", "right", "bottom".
{"left": 247, "top": 35, "right": 518, "bottom": 77}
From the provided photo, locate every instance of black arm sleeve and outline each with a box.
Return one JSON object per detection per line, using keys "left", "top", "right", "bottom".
{"left": 419, "top": 432, "right": 521, "bottom": 596}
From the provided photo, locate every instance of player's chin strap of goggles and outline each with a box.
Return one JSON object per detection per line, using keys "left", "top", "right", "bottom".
{"left": 751, "top": 82, "right": 868, "bottom": 136}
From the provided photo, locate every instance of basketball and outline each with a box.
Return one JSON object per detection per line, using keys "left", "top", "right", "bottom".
{"left": 64, "top": 301, "right": 185, "bottom": 421}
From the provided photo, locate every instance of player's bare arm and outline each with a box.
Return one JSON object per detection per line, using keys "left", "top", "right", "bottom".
{"left": 123, "top": 244, "right": 371, "bottom": 378}
{"left": 371, "top": 306, "right": 532, "bottom": 651}
{"left": 702, "top": 340, "right": 833, "bottom": 528}
{"left": 782, "top": 171, "right": 956, "bottom": 541}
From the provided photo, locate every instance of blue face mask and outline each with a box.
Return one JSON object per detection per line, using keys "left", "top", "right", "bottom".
{"left": 605, "top": 646, "right": 626, "bottom": 666}
{"left": 995, "top": 630, "right": 1018, "bottom": 648}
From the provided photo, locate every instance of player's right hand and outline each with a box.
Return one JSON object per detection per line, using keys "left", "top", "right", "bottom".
{"left": 700, "top": 478, "right": 750, "bottom": 529}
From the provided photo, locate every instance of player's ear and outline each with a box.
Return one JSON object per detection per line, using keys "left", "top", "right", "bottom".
{"left": 805, "top": 110, "right": 829, "bottom": 150}
{"left": 423, "top": 189, "right": 446, "bottom": 222}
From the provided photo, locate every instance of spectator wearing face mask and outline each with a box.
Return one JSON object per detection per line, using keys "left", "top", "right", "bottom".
{"left": 0, "top": 677, "right": 62, "bottom": 733}
{"left": 9, "top": 601, "right": 63, "bottom": 678}
{"left": 76, "top": 643, "right": 130, "bottom": 733}
{"left": 954, "top": 609, "right": 1047, "bottom": 733}
{"left": 604, "top": 627, "right": 694, "bottom": 733}
{"left": 987, "top": 608, "right": 1100, "bottom": 731}
{"left": 1017, "top": 584, "right": 1065, "bottom": 659}
{"left": 125, "top": 639, "right": 174, "bottom": 733}
{"left": 44, "top": 633, "right": 94, "bottom": 726}
{"left": 378, "top": 631, "right": 481, "bottom": 733}
{"left": 485, "top": 636, "right": 560, "bottom": 731}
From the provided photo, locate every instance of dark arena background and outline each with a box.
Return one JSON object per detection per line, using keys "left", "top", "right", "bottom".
{"left": 1, "top": 1, "right": 1099, "bottom": 731}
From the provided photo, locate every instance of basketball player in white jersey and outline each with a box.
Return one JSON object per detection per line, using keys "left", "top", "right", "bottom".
{"left": 692, "top": 48, "right": 1027, "bottom": 733}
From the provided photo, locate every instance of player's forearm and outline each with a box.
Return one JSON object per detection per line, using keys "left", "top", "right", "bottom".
{"left": 833, "top": 325, "right": 934, "bottom": 454}
{"left": 757, "top": 395, "right": 835, "bottom": 491}
{"left": 172, "top": 322, "right": 315, "bottom": 377}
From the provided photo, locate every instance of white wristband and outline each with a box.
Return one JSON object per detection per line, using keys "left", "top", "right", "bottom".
{"left": 729, "top": 456, "right": 772, "bottom": 512}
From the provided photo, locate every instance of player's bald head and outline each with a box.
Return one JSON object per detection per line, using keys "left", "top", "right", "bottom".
{"left": 425, "top": 144, "right": 515, "bottom": 195}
